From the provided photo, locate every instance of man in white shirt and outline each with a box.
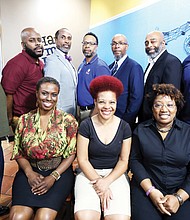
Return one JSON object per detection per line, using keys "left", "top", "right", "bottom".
{"left": 139, "top": 31, "right": 182, "bottom": 122}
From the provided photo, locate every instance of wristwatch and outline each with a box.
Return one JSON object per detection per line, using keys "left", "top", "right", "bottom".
{"left": 173, "top": 193, "right": 184, "bottom": 205}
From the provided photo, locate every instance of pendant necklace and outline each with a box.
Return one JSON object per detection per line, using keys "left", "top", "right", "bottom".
{"left": 156, "top": 124, "right": 172, "bottom": 133}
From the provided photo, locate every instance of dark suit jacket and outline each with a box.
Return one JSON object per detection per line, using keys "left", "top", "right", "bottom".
{"left": 109, "top": 56, "right": 144, "bottom": 129}
{"left": 139, "top": 50, "right": 182, "bottom": 122}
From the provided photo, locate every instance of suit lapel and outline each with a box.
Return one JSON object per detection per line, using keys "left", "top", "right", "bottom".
{"left": 55, "top": 50, "right": 77, "bottom": 85}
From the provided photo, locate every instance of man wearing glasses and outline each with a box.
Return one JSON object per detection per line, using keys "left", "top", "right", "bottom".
{"left": 77, "top": 32, "right": 111, "bottom": 122}
{"left": 109, "top": 34, "right": 144, "bottom": 130}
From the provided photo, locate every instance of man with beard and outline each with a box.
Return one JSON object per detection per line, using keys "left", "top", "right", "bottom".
{"left": 139, "top": 30, "right": 182, "bottom": 122}
{"left": 109, "top": 34, "right": 144, "bottom": 130}
{"left": 44, "top": 28, "right": 77, "bottom": 116}
{"left": 1, "top": 27, "right": 44, "bottom": 132}
{"left": 77, "top": 32, "right": 111, "bottom": 122}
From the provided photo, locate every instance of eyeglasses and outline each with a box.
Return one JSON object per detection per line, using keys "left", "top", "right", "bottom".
{"left": 110, "top": 42, "right": 128, "bottom": 46}
{"left": 153, "top": 103, "right": 176, "bottom": 110}
{"left": 82, "top": 41, "right": 97, "bottom": 46}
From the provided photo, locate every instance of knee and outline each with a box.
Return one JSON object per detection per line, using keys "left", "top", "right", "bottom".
{"left": 9, "top": 210, "right": 33, "bottom": 220}
{"left": 35, "top": 209, "right": 57, "bottom": 220}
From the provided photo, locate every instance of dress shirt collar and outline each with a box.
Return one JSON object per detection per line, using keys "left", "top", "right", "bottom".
{"left": 143, "top": 118, "right": 182, "bottom": 131}
{"left": 56, "top": 47, "right": 67, "bottom": 58}
{"left": 84, "top": 54, "right": 98, "bottom": 65}
{"left": 148, "top": 49, "right": 166, "bottom": 64}
{"left": 22, "top": 50, "right": 41, "bottom": 65}
{"left": 116, "top": 54, "right": 128, "bottom": 68}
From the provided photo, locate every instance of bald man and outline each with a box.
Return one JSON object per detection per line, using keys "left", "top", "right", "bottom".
{"left": 139, "top": 31, "right": 182, "bottom": 122}
{"left": 109, "top": 34, "right": 144, "bottom": 129}
{"left": 1, "top": 27, "right": 44, "bottom": 132}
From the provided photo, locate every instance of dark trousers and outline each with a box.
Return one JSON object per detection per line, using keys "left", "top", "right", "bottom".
{"left": 131, "top": 184, "right": 190, "bottom": 220}
{"left": 0, "top": 141, "right": 4, "bottom": 192}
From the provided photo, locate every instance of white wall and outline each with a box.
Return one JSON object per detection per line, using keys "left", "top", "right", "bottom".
{"left": 0, "top": 0, "right": 91, "bottom": 69}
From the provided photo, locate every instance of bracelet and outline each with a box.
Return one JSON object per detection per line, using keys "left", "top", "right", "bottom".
{"left": 50, "top": 170, "right": 61, "bottom": 181}
{"left": 146, "top": 186, "right": 155, "bottom": 196}
{"left": 173, "top": 193, "right": 184, "bottom": 206}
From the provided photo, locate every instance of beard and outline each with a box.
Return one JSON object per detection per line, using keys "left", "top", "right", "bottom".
{"left": 25, "top": 45, "right": 44, "bottom": 59}
{"left": 145, "top": 45, "right": 163, "bottom": 59}
{"left": 57, "top": 45, "right": 70, "bottom": 54}
{"left": 83, "top": 50, "right": 96, "bottom": 58}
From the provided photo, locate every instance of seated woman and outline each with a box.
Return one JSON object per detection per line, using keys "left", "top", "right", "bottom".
{"left": 130, "top": 83, "right": 190, "bottom": 220}
{"left": 74, "top": 75, "right": 131, "bottom": 220}
{"left": 9, "top": 77, "right": 78, "bottom": 220}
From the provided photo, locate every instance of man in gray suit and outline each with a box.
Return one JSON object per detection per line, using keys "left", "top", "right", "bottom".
{"left": 44, "top": 28, "right": 77, "bottom": 116}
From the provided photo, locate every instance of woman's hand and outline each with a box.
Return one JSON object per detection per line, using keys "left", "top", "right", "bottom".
{"left": 149, "top": 189, "right": 171, "bottom": 216}
{"left": 31, "top": 175, "right": 55, "bottom": 195}
{"left": 163, "top": 194, "right": 180, "bottom": 213}
{"left": 100, "top": 188, "right": 113, "bottom": 211}
{"left": 27, "top": 170, "right": 44, "bottom": 188}
{"left": 91, "top": 177, "right": 110, "bottom": 195}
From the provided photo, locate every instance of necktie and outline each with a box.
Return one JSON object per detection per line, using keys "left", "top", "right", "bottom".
{"left": 111, "top": 61, "right": 118, "bottom": 75}
{"left": 65, "top": 54, "right": 72, "bottom": 62}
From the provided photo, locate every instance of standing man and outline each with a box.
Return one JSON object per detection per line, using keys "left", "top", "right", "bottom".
{"left": 77, "top": 32, "right": 111, "bottom": 121}
{"left": 0, "top": 84, "right": 10, "bottom": 216}
{"left": 179, "top": 54, "right": 190, "bottom": 124}
{"left": 139, "top": 30, "right": 182, "bottom": 122}
{"left": 109, "top": 34, "right": 144, "bottom": 129}
{"left": 1, "top": 27, "right": 44, "bottom": 132}
{"left": 44, "top": 28, "right": 77, "bottom": 116}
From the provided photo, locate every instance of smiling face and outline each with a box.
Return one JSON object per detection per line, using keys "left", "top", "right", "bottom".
{"left": 152, "top": 94, "right": 177, "bottom": 126}
{"left": 95, "top": 91, "right": 117, "bottom": 121}
{"left": 36, "top": 82, "right": 59, "bottom": 113}
{"left": 145, "top": 31, "right": 165, "bottom": 59}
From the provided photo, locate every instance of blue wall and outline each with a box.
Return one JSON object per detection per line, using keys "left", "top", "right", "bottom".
{"left": 91, "top": 0, "right": 190, "bottom": 70}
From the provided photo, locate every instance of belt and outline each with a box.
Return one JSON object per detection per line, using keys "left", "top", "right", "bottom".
{"left": 80, "top": 104, "right": 94, "bottom": 111}
{"left": 30, "top": 157, "right": 62, "bottom": 171}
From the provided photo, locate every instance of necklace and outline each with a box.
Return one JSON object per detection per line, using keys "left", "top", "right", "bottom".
{"left": 156, "top": 124, "right": 172, "bottom": 133}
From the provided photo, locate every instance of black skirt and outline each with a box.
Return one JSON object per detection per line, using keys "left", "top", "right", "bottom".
{"left": 12, "top": 166, "right": 75, "bottom": 211}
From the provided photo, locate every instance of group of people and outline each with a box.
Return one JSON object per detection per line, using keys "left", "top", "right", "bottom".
{"left": 0, "top": 26, "right": 190, "bottom": 220}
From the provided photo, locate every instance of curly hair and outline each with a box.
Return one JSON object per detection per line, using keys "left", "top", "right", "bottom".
{"left": 89, "top": 76, "right": 124, "bottom": 99}
{"left": 146, "top": 83, "right": 184, "bottom": 112}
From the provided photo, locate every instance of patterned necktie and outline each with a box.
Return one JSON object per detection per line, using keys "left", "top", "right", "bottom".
{"left": 111, "top": 61, "right": 118, "bottom": 75}
{"left": 65, "top": 54, "right": 72, "bottom": 62}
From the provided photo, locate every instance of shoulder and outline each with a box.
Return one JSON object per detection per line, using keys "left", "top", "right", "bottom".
{"left": 183, "top": 55, "right": 190, "bottom": 67}
{"left": 120, "top": 119, "right": 132, "bottom": 137}
{"left": 163, "top": 51, "right": 181, "bottom": 63}
{"left": 175, "top": 119, "right": 190, "bottom": 131}
{"left": 45, "top": 52, "right": 58, "bottom": 62}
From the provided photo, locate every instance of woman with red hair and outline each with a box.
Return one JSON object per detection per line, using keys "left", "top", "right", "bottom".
{"left": 74, "top": 75, "right": 131, "bottom": 220}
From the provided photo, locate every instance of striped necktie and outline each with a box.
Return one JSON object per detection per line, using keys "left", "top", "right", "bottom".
{"left": 111, "top": 61, "right": 118, "bottom": 75}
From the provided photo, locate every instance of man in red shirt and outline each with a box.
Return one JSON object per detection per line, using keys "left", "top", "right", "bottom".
{"left": 1, "top": 27, "right": 44, "bottom": 132}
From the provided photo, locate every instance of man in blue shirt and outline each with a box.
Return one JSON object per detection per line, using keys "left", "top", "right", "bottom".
{"left": 77, "top": 32, "right": 111, "bottom": 122}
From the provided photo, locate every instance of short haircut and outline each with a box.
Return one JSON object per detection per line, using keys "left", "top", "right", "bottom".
{"left": 55, "top": 28, "right": 69, "bottom": 39}
{"left": 89, "top": 75, "right": 124, "bottom": 99}
{"left": 84, "top": 32, "right": 98, "bottom": 45}
{"left": 146, "top": 83, "right": 184, "bottom": 113}
{"left": 36, "top": 77, "right": 60, "bottom": 93}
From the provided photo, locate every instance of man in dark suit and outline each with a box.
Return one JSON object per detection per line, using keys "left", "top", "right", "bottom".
{"left": 109, "top": 34, "right": 144, "bottom": 129}
{"left": 139, "top": 31, "right": 182, "bottom": 122}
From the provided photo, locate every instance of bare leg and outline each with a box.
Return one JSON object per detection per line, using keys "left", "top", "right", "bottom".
{"left": 34, "top": 207, "right": 58, "bottom": 220}
{"left": 105, "top": 214, "right": 130, "bottom": 220}
{"left": 75, "top": 210, "right": 101, "bottom": 220}
{"left": 9, "top": 205, "right": 34, "bottom": 220}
